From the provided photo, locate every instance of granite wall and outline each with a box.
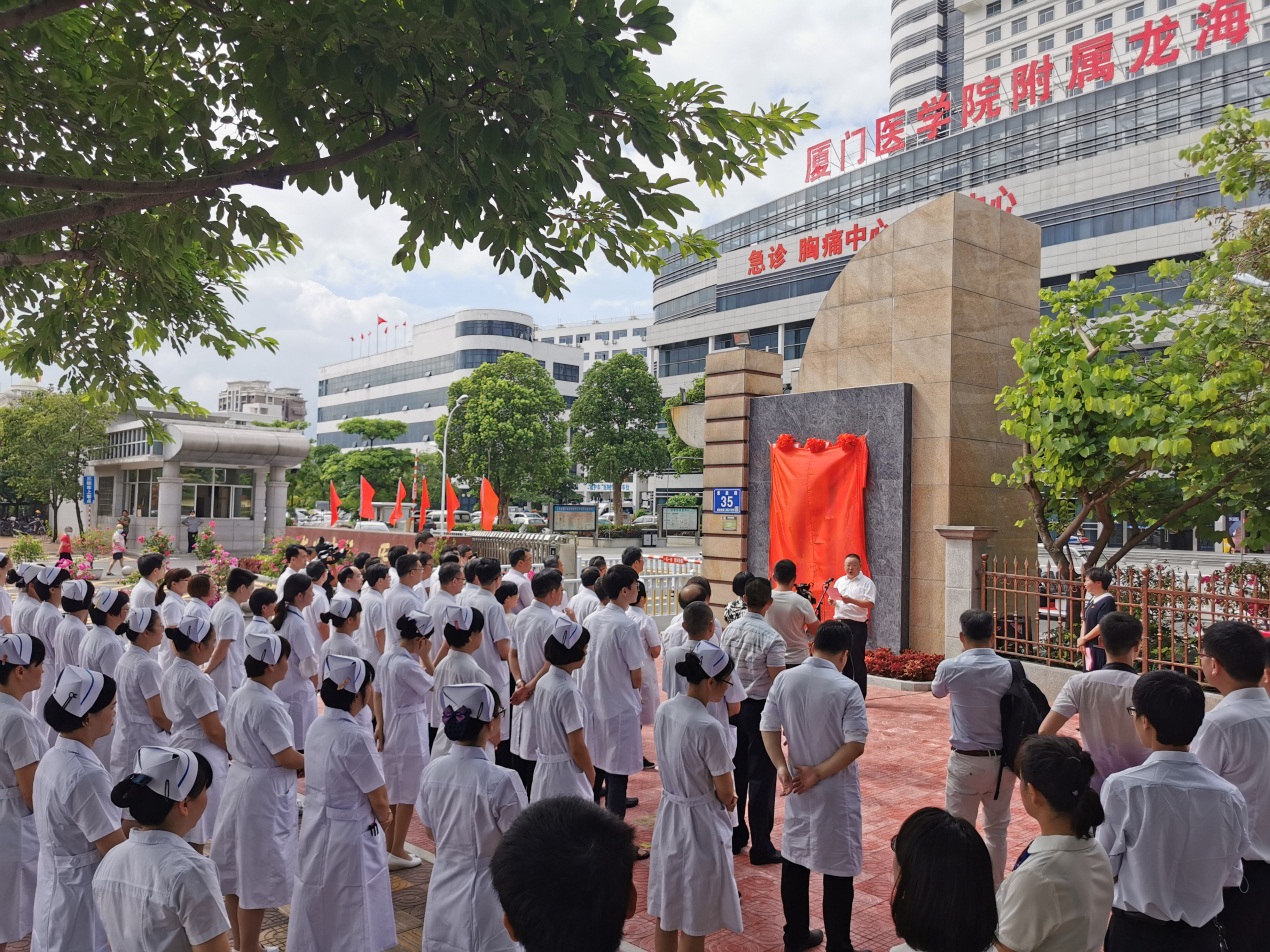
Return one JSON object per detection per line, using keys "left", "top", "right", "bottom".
{"left": 747, "top": 383, "right": 912, "bottom": 652}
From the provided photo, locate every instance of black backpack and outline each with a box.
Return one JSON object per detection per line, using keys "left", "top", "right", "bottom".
{"left": 996, "top": 660, "right": 1050, "bottom": 799}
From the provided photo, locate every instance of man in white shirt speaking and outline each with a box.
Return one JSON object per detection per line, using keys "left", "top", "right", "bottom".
{"left": 827, "top": 554, "right": 875, "bottom": 699}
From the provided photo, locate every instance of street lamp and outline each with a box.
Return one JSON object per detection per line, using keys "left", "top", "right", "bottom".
{"left": 1234, "top": 272, "right": 1270, "bottom": 289}
{"left": 438, "top": 394, "right": 470, "bottom": 530}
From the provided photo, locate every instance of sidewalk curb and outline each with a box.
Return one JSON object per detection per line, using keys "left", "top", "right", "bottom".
{"left": 869, "top": 675, "right": 933, "bottom": 693}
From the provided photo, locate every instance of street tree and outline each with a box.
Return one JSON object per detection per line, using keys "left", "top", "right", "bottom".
{"left": 0, "top": 389, "right": 112, "bottom": 535}
{"left": 319, "top": 446, "right": 435, "bottom": 518}
{"left": 0, "top": 1, "right": 816, "bottom": 412}
{"left": 662, "top": 375, "right": 705, "bottom": 475}
{"left": 337, "top": 417, "right": 408, "bottom": 447}
{"left": 437, "top": 353, "right": 569, "bottom": 523}
{"left": 285, "top": 442, "right": 339, "bottom": 509}
{"left": 570, "top": 353, "right": 670, "bottom": 524}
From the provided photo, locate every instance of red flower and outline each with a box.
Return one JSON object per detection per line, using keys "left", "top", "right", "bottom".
{"left": 806, "top": 437, "right": 829, "bottom": 453}
{"left": 775, "top": 434, "right": 797, "bottom": 452}
{"left": 836, "top": 433, "right": 861, "bottom": 450}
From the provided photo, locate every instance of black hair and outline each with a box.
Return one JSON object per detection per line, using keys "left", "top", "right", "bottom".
{"left": 284, "top": 545, "right": 303, "bottom": 562}
{"left": 352, "top": 551, "right": 371, "bottom": 570}
{"left": 620, "top": 546, "right": 642, "bottom": 566}
{"left": 509, "top": 547, "right": 530, "bottom": 567}
{"left": 319, "top": 658, "right": 376, "bottom": 710}
{"left": 4, "top": 567, "right": 24, "bottom": 590}
{"left": 0, "top": 635, "right": 46, "bottom": 685}
{"left": 677, "top": 583, "right": 705, "bottom": 609}
{"left": 682, "top": 601, "right": 714, "bottom": 638}
{"left": 580, "top": 566, "right": 602, "bottom": 590}
{"left": 394, "top": 553, "right": 421, "bottom": 577}
{"left": 1133, "top": 670, "right": 1205, "bottom": 746}
{"left": 31, "top": 568, "right": 69, "bottom": 602}
{"left": 633, "top": 580, "right": 647, "bottom": 603}
{"left": 111, "top": 750, "right": 213, "bottom": 825}
{"left": 396, "top": 614, "right": 432, "bottom": 643}
{"left": 244, "top": 635, "right": 292, "bottom": 679}
{"left": 249, "top": 588, "right": 278, "bottom": 616}
{"left": 444, "top": 607, "right": 485, "bottom": 648}
{"left": 1015, "top": 735, "right": 1104, "bottom": 839}
{"left": 337, "top": 565, "right": 359, "bottom": 586}
{"left": 186, "top": 573, "right": 213, "bottom": 602}
{"left": 437, "top": 562, "right": 463, "bottom": 587}
{"left": 814, "top": 620, "right": 852, "bottom": 655}
{"left": 457, "top": 545, "right": 474, "bottom": 558}
{"left": 226, "top": 567, "right": 257, "bottom": 593}
{"left": 120, "top": 607, "right": 161, "bottom": 643}
{"left": 542, "top": 555, "right": 561, "bottom": 571}
{"left": 154, "top": 567, "right": 191, "bottom": 605}
{"left": 891, "top": 807, "right": 998, "bottom": 952}
{"left": 414, "top": 530, "right": 434, "bottom": 548}
{"left": 62, "top": 579, "right": 96, "bottom": 614}
{"left": 272, "top": 573, "right": 313, "bottom": 632}
{"left": 137, "top": 553, "right": 165, "bottom": 579}
{"left": 845, "top": 552, "right": 863, "bottom": 563}
{"left": 531, "top": 569, "right": 562, "bottom": 598}
{"left": 587, "top": 555, "right": 609, "bottom": 571}
{"left": 674, "top": 649, "right": 735, "bottom": 685}
{"left": 1086, "top": 566, "right": 1114, "bottom": 589}
{"left": 364, "top": 563, "right": 391, "bottom": 587}
{"left": 463, "top": 558, "right": 480, "bottom": 583}
{"left": 731, "top": 571, "right": 754, "bottom": 599}
{"left": 687, "top": 574, "right": 711, "bottom": 597}
{"left": 494, "top": 582, "right": 520, "bottom": 606}
{"left": 960, "top": 609, "right": 994, "bottom": 643}
{"left": 165, "top": 622, "right": 213, "bottom": 655}
{"left": 321, "top": 597, "right": 362, "bottom": 628}
{"left": 1098, "top": 611, "right": 1142, "bottom": 656}
{"left": 443, "top": 693, "right": 503, "bottom": 743}
{"left": 439, "top": 553, "right": 460, "bottom": 566}
{"left": 304, "top": 560, "right": 328, "bottom": 584}
{"left": 89, "top": 590, "right": 129, "bottom": 627}
{"left": 440, "top": 545, "right": 458, "bottom": 558}
{"left": 1203, "top": 621, "right": 1267, "bottom": 684}
{"left": 475, "top": 558, "right": 503, "bottom": 586}
{"left": 491, "top": 798, "right": 637, "bottom": 952}
{"left": 601, "top": 564, "right": 638, "bottom": 601}
{"left": 773, "top": 559, "right": 798, "bottom": 585}
{"left": 744, "top": 576, "right": 772, "bottom": 611}
{"left": 44, "top": 672, "right": 118, "bottom": 733}
{"left": 387, "top": 545, "right": 409, "bottom": 569}
{"left": 545, "top": 627, "right": 591, "bottom": 666}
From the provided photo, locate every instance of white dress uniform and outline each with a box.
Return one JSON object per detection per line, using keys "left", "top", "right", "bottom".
{"left": 528, "top": 667, "right": 591, "bottom": 802}
{"left": 303, "top": 587, "right": 329, "bottom": 647}
{"left": 183, "top": 598, "right": 212, "bottom": 623}
{"left": 509, "top": 600, "right": 557, "bottom": 761}
{"left": 208, "top": 597, "right": 247, "bottom": 700}
{"left": 109, "top": 643, "right": 168, "bottom": 781}
{"left": 54, "top": 614, "right": 88, "bottom": 670}
{"left": 130, "top": 578, "right": 158, "bottom": 610}
{"left": 275, "top": 607, "right": 319, "bottom": 749}
{"left": 160, "top": 658, "right": 227, "bottom": 844}
{"left": 417, "top": 744, "right": 528, "bottom": 952}
{"left": 379, "top": 646, "right": 433, "bottom": 803}
{"left": 32, "top": 736, "right": 120, "bottom": 952}
{"left": 78, "top": 627, "right": 124, "bottom": 768}
{"left": 10, "top": 593, "right": 36, "bottom": 636}
{"left": 155, "top": 594, "right": 185, "bottom": 670}
{"left": 383, "top": 583, "right": 421, "bottom": 651}
{"left": 628, "top": 604, "right": 661, "bottom": 726}
{"left": 424, "top": 590, "right": 459, "bottom": 730}
{"left": 0, "top": 692, "right": 46, "bottom": 944}
{"left": 29, "top": 602, "right": 61, "bottom": 733}
{"left": 759, "top": 657, "right": 870, "bottom": 877}
{"left": 287, "top": 709, "right": 396, "bottom": 952}
{"left": 663, "top": 638, "right": 746, "bottom": 757}
{"left": 212, "top": 680, "right": 298, "bottom": 909}
{"left": 647, "top": 694, "right": 742, "bottom": 936}
{"left": 0, "top": 586, "right": 10, "bottom": 630}
{"left": 570, "top": 587, "right": 602, "bottom": 626}
{"left": 430, "top": 652, "right": 496, "bottom": 760}
{"left": 356, "top": 588, "right": 387, "bottom": 664}
{"left": 93, "top": 829, "right": 231, "bottom": 952}
{"left": 580, "top": 604, "right": 646, "bottom": 777}
{"left": 467, "top": 587, "right": 511, "bottom": 742}
{"left": 321, "top": 630, "right": 374, "bottom": 735}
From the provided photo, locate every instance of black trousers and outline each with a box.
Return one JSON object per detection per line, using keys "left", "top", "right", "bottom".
{"left": 731, "top": 697, "right": 777, "bottom": 857}
{"left": 592, "top": 768, "right": 628, "bottom": 819}
{"left": 187, "top": 531, "right": 197, "bottom": 552}
{"left": 1222, "top": 859, "right": 1270, "bottom": 952}
{"left": 843, "top": 620, "right": 869, "bottom": 699}
{"left": 511, "top": 754, "right": 536, "bottom": 796}
{"left": 1105, "top": 908, "right": 1221, "bottom": 952}
{"left": 781, "top": 859, "right": 856, "bottom": 952}
{"left": 493, "top": 738, "right": 513, "bottom": 769}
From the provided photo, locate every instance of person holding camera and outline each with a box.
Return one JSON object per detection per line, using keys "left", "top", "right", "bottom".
{"left": 767, "top": 559, "right": 820, "bottom": 669}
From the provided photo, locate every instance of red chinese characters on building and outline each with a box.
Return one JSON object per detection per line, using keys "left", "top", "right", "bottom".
{"left": 823, "top": 229, "right": 844, "bottom": 258}
{"left": 968, "top": 186, "right": 1018, "bottom": 214}
{"left": 875, "top": 110, "right": 907, "bottom": 157}
{"left": 916, "top": 93, "right": 952, "bottom": 141}
{"left": 744, "top": 219, "right": 892, "bottom": 278}
{"left": 1067, "top": 33, "right": 1116, "bottom": 90}
{"left": 747, "top": 250, "right": 766, "bottom": 276}
{"left": 768, "top": 244, "right": 788, "bottom": 270}
{"left": 962, "top": 75, "right": 1002, "bottom": 128}
{"left": 804, "top": 140, "right": 834, "bottom": 184}
{"left": 1198, "top": 0, "right": 1250, "bottom": 51}
{"left": 798, "top": 236, "right": 820, "bottom": 263}
{"left": 1127, "top": 16, "right": 1180, "bottom": 72}
{"left": 841, "top": 127, "right": 868, "bottom": 169}
{"left": 1011, "top": 54, "right": 1055, "bottom": 110}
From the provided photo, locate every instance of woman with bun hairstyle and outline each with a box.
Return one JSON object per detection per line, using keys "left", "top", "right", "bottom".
{"left": 154, "top": 568, "right": 192, "bottom": 669}
{"left": 74, "top": 586, "right": 125, "bottom": 769}
{"left": 417, "top": 682, "right": 527, "bottom": 952}
{"left": 159, "top": 616, "right": 227, "bottom": 848}
{"left": 54, "top": 578, "right": 94, "bottom": 670}
{"left": 272, "top": 573, "right": 320, "bottom": 752}
{"left": 648, "top": 640, "right": 742, "bottom": 950}
{"left": 33, "top": 665, "right": 124, "bottom": 952}
{"left": 94, "top": 746, "right": 232, "bottom": 952}
{"left": 375, "top": 609, "right": 434, "bottom": 870}
{"left": 0, "top": 633, "right": 47, "bottom": 951}
{"left": 429, "top": 604, "right": 496, "bottom": 759}
{"left": 109, "top": 608, "right": 171, "bottom": 783}
{"left": 213, "top": 630, "right": 302, "bottom": 952}
{"left": 0, "top": 553, "right": 13, "bottom": 634}
{"left": 7, "top": 563, "right": 42, "bottom": 638}
{"left": 288, "top": 654, "right": 395, "bottom": 952}
{"left": 319, "top": 594, "right": 373, "bottom": 737}
{"left": 529, "top": 615, "right": 595, "bottom": 803}
{"left": 29, "top": 566, "right": 68, "bottom": 744}
{"left": 994, "top": 735, "right": 1112, "bottom": 952}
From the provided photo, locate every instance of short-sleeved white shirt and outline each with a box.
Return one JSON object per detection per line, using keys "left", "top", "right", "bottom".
{"left": 225, "top": 680, "right": 294, "bottom": 766}
{"left": 1193, "top": 686, "right": 1270, "bottom": 862}
{"left": 995, "top": 834, "right": 1113, "bottom": 952}
{"left": 766, "top": 590, "right": 819, "bottom": 665}
{"left": 0, "top": 691, "right": 46, "bottom": 790}
{"left": 1050, "top": 665, "right": 1147, "bottom": 790}
{"left": 833, "top": 573, "right": 876, "bottom": 622}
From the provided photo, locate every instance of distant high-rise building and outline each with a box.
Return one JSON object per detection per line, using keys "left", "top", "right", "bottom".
{"left": 218, "top": 380, "right": 308, "bottom": 423}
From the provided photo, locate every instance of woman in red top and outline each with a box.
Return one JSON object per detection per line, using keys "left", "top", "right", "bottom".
{"left": 57, "top": 531, "right": 73, "bottom": 565}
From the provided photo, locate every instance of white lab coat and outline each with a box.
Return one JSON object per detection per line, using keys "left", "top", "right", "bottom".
{"left": 528, "top": 667, "right": 592, "bottom": 802}
{"left": 0, "top": 692, "right": 46, "bottom": 944}
{"left": 109, "top": 644, "right": 168, "bottom": 781}
{"left": 580, "top": 604, "right": 646, "bottom": 777}
{"left": 32, "top": 736, "right": 120, "bottom": 952}
{"left": 29, "top": 601, "right": 61, "bottom": 736}
{"left": 383, "top": 583, "right": 421, "bottom": 651}
{"left": 663, "top": 636, "right": 746, "bottom": 758}
{"left": 759, "top": 657, "right": 870, "bottom": 877}
{"left": 570, "top": 587, "right": 602, "bottom": 627}
{"left": 130, "top": 578, "right": 158, "bottom": 610}
{"left": 161, "top": 658, "right": 227, "bottom": 844}
{"left": 467, "top": 587, "right": 512, "bottom": 742}
{"left": 628, "top": 605, "right": 661, "bottom": 726}
{"left": 274, "top": 607, "right": 319, "bottom": 749}
{"left": 78, "top": 625, "right": 124, "bottom": 768}
{"left": 508, "top": 600, "right": 557, "bottom": 760}
{"left": 430, "top": 652, "right": 497, "bottom": 760}
{"left": 647, "top": 694, "right": 742, "bottom": 936}
{"left": 356, "top": 588, "right": 388, "bottom": 664}
{"left": 212, "top": 680, "right": 298, "bottom": 909}
{"left": 417, "top": 744, "right": 527, "bottom": 952}
{"left": 93, "top": 829, "right": 231, "bottom": 952}
{"left": 208, "top": 597, "right": 247, "bottom": 700}
{"left": 379, "top": 646, "right": 433, "bottom": 803}
{"left": 287, "top": 709, "right": 395, "bottom": 952}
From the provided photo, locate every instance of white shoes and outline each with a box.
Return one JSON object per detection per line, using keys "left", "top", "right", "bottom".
{"left": 387, "top": 852, "right": 422, "bottom": 870}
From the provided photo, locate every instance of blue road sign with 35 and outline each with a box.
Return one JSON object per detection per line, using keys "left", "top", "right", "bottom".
{"left": 712, "top": 489, "right": 742, "bottom": 514}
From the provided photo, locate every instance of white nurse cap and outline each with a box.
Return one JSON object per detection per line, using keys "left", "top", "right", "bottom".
{"left": 61, "top": 578, "right": 88, "bottom": 602}
{"left": 0, "top": 633, "right": 35, "bottom": 666}
{"left": 125, "top": 606, "right": 156, "bottom": 635}
{"left": 323, "top": 653, "right": 367, "bottom": 693}
{"left": 691, "top": 640, "right": 731, "bottom": 678}
{"left": 245, "top": 629, "right": 283, "bottom": 665}
{"left": 441, "top": 682, "right": 496, "bottom": 725}
{"left": 17, "top": 563, "right": 42, "bottom": 584}
{"left": 326, "top": 593, "right": 358, "bottom": 621}
{"left": 549, "top": 614, "right": 584, "bottom": 650}
{"left": 53, "top": 665, "right": 106, "bottom": 718}
{"left": 177, "top": 615, "right": 213, "bottom": 644}
{"left": 439, "top": 603, "right": 473, "bottom": 632}
{"left": 93, "top": 588, "right": 124, "bottom": 614}
{"left": 36, "top": 565, "right": 64, "bottom": 586}
{"left": 130, "top": 746, "right": 200, "bottom": 801}
{"left": 401, "top": 608, "right": 435, "bottom": 639}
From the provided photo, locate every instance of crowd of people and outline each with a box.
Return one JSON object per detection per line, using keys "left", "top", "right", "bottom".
{"left": 0, "top": 540, "right": 1267, "bottom": 952}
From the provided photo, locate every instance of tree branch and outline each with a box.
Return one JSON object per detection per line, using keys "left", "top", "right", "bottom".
{"left": 1104, "top": 484, "right": 1226, "bottom": 568}
{"left": 0, "top": 248, "right": 100, "bottom": 268}
{"left": 0, "top": 0, "right": 96, "bottom": 32}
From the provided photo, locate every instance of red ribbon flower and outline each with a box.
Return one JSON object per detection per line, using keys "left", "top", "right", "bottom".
{"left": 836, "top": 433, "right": 861, "bottom": 450}
{"left": 775, "top": 433, "right": 797, "bottom": 452}
{"left": 806, "top": 438, "right": 829, "bottom": 453}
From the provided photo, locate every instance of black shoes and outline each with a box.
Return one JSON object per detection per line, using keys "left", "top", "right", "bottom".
{"left": 643, "top": 757, "right": 656, "bottom": 770}
{"left": 785, "top": 929, "right": 823, "bottom": 951}
{"left": 750, "top": 849, "right": 783, "bottom": 866}
{"left": 625, "top": 796, "right": 639, "bottom": 809}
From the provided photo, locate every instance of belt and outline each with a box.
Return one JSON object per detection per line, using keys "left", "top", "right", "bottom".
{"left": 661, "top": 789, "right": 714, "bottom": 807}
{"left": 52, "top": 848, "right": 99, "bottom": 870}
{"left": 1112, "top": 908, "right": 1212, "bottom": 931}
{"left": 952, "top": 747, "right": 1001, "bottom": 757}
{"left": 535, "top": 752, "right": 574, "bottom": 765}
{"left": 230, "top": 762, "right": 287, "bottom": 777}
{"left": 394, "top": 703, "right": 428, "bottom": 716}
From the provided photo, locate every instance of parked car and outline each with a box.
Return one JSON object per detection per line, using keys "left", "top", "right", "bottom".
{"left": 512, "top": 512, "right": 547, "bottom": 527}
{"left": 425, "top": 509, "right": 472, "bottom": 528}
{"left": 632, "top": 514, "right": 657, "bottom": 528}
{"left": 357, "top": 520, "right": 390, "bottom": 532}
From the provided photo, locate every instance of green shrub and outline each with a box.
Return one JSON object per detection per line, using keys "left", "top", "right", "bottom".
{"left": 7, "top": 534, "right": 45, "bottom": 564}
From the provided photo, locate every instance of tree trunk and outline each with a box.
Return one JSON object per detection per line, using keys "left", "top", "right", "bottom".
{"left": 48, "top": 491, "right": 58, "bottom": 537}
{"left": 611, "top": 479, "right": 625, "bottom": 526}
{"left": 74, "top": 498, "right": 84, "bottom": 535}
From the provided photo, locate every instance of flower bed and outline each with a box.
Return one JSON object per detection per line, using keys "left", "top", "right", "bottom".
{"left": 865, "top": 647, "right": 943, "bottom": 682}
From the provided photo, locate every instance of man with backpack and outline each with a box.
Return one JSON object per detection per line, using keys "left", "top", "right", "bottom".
{"left": 932, "top": 608, "right": 1047, "bottom": 885}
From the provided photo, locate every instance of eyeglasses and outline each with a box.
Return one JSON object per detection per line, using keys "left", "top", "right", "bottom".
{"left": 718, "top": 677, "right": 733, "bottom": 687}
{"left": 1125, "top": 706, "right": 1137, "bottom": 716}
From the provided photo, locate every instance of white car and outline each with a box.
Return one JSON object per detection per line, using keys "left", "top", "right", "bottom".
{"left": 357, "top": 520, "right": 390, "bottom": 532}
{"left": 512, "top": 512, "right": 547, "bottom": 526}
{"left": 632, "top": 515, "right": 657, "bottom": 528}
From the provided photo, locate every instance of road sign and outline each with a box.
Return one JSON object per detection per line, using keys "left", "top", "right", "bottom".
{"left": 82, "top": 475, "right": 96, "bottom": 504}
{"left": 711, "top": 488, "right": 742, "bottom": 515}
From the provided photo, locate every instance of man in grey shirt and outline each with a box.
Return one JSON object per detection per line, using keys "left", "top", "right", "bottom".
{"left": 181, "top": 510, "right": 201, "bottom": 552}
{"left": 766, "top": 559, "right": 820, "bottom": 668}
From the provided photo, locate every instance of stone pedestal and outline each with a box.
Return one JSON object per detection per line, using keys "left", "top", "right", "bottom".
{"left": 935, "top": 525, "right": 998, "bottom": 657}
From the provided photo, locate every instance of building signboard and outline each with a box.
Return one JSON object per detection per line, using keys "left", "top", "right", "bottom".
{"left": 82, "top": 475, "right": 96, "bottom": 505}
{"left": 661, "top": 506, "right": 701, "bottom": 533}
{"left": 711, "top": 489, "right": 744, "bottom": 515}
{"left": 551, "top": 504, "right": 598, "bottom": 533}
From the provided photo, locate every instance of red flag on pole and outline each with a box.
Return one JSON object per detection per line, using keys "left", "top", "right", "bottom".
{"left": 329, "top": 482, "right": 341, "bottom": 527}
{"left": 480, "top": 479, "right": 499, "bottom": 531}
{"left": 388, "top": 479, "right": 406, "bottom": 526}
{"left": 445, "top": 479, "right": 460, "bottom": 532}
{"left": 359, "top": 476, "right": 375, "bottom": 519}
{"left": 419, "top": 477, "right": 430, "bottom": 527}
{"left": 377, "top": 315, "right": 387, "bottom": 325}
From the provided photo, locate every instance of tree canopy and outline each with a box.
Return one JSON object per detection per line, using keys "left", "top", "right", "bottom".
{"left": 286, "top": 441, "right": 339, "bottom": 508}
{"left": 570, "top": 352, "right": 669, "bottom": 523}
{"left": 0, "top": 0, "right": 816, "bottom": 411}
{"left": 319, "top": 445, "right": 440, "bottom": 517}
{"left": 337, "top": 417, "right": 408, "bottom": 447}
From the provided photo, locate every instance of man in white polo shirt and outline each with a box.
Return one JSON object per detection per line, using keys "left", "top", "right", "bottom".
{"left": 827, "top": 553, "right": 875, "bottom": 699}
{"left": 766, "top": 559, "right": 820, "bottom": 669}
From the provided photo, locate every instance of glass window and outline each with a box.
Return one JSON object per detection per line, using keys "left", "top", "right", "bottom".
{"left": 1012, "top": 44, "right": 1028, "bottom": 61}
{"left": 714, "top": 334, "right": 736, "bottom": 350}
{"left": 784, "top": 321, "right": 815, "bottom": 360}
{"left": 1158, "top": 0, "right": 1175, "bottom": 7}
{"left": 1126, "top": 1, "right": 1143, "bottom": 17}
{"left": 1012, "top": 16, "right": 1027, "bottom": 33}
{"left": 1038, "top": 4, "right": 1054, "bottom": 21}
{"left": 1038, "top": 33, "right": 1055, "bottom": 50}
{"left": 595, "top": 331, "right": 609, "bottom": 341}
{"left": 559, "top": 335, "right": 573, "bottom": 345}
{"left": 633, "top": 347, "right": 649, "bottom": 357}
{"left": 633, "top": 327, "right": 648, "bottom": 338}
{"left": 454, "top": 319, "right": 533, "bottom": 341}
{"left": 1066, "top": 24, "right": 1083, "bottom": 41}
{"left": 986, "top": 26, "right": 1002, "bottom": 42}
{"left": 987, "top": 0, "right": 1002, "bottom": 14}
{"left": 613, "top": 329, "right": 627, "bottom": 339}
{"left": 583, "top": 353, "right": 590, "bottom": 360}
{"left": 1095, "top": 12, "right": 1113, "bottom": 29}
{"left": 457, "top": 349, "right": 512, "bottom": 369}
{"left": 553, "top": 362, "right": 579, "bottom": 382}
{"left": 658, "top": 338, "right": 709, "bottom": 378}
{"left": 1066, "top": 0, "right": 1082, "bottom": 12}
{"left": 577, "top": 333, "right": 590, "bottom": 343}
{"left": 594, "top": 351, "right": 608, "bottom": 361}
{"left": 987, "top": 53, "right": 1002, "bottom": 69}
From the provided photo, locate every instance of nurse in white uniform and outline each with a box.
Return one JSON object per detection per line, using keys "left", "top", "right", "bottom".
{"left": 529, "top": 616, "right": 595, "bottom": 803}
{"left": 417, "top": 682, "right": 528, "bottom": 952}
{"left": 159, "top": 616, "right": 228, "bottom": 848}
{"left": 213, "top": 631, "right": 303, "bottom": 952}
{"left": 32, "top": 665, "right": 125, "bottom": 952}
{"left": 94, "top": 746, "right": 232, "bottom": 952}
{"left": 80, "top": 589, "right": 128, "bottom": 769}
{"left": 153, "top": 568, "right": 192, "bottom": 670}
{"left": 206, "top": 567, "right": 256, "bottom": 702}
{"left": 0, "top": 633, "right": 47, "bottom": 952}
{"left": 376, "top": 609, "right": 434, "bottom": 870}
{"left": 628, "top": 581, "right": 662, "bottom": 729}
{"left": 53, "top": 579, "right": 92, "bottom": 671}
{"left": 28, "top": 566, "right": 68, "bottom": 739}
{"left": 647, "top": 642, "right": 743, "bottom": 950}
{"left": 302, "top": 562, "right": 332, "bottom": 647}
{"left": 272, "top": 574, "right": 320, "bottom": 751}
{"left": 109, "top": 608, "right": 171, "bottom": 783}
{"left": 429, "top": 606, "right": 497, "bottom": 760}
{"left": 288, "top": 654, "right": 395, "bottom": 952}
{"left": 7, "top": 564, "right": 42, "bottom": 638}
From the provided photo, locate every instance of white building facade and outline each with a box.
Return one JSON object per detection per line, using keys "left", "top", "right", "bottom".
{"left": 217, "top": 380, "right": 308, "bottom": 423}
{"left": 537, "top": 314, "right": 654, "bottom": 375}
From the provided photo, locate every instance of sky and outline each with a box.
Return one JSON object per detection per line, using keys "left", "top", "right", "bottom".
{"left": 62, "top": 0, "right": 894, "bottom": 413}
